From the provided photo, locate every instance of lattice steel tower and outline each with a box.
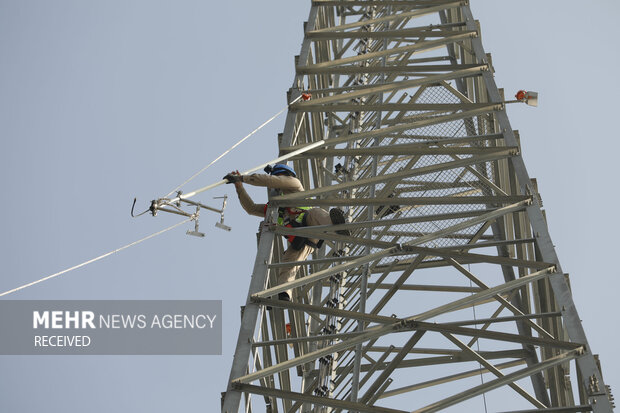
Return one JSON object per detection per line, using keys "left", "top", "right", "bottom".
{"left": 222, "top": 1, "right": 614, "bottom": 412}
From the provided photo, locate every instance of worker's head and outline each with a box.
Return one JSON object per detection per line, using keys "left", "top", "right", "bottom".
{"left": 268, "top": 164, "right": 297, "bottom": 178}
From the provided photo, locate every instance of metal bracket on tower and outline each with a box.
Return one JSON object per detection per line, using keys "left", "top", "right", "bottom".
{"left": 134, "top": 192, "right": 232, "bottom": 237}
{"left": 214, "top": 196, "right": 232, "bottom": 232}
{"left": 186, "top": 206, "right": 205, "bottom": 238}
{"left": 504, "top": 89, "right": 539, "bottom": 106}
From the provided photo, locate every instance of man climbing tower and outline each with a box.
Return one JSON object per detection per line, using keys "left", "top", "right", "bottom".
{"left": 223, "top": 164, "right": 347, "bottom": 303}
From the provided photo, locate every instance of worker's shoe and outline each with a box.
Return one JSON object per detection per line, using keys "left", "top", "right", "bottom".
{"left": 267, "top": 292, "right": 291, "bottom": 311}
{"left": 329, "top": 208, "right": 350, "bottom": 236}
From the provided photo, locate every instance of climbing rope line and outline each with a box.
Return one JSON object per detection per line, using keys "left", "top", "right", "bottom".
{"left": 163, "top": 96, "right": 303, "bottom": 199}
{"left": 469, "top": 263, "right": 489, "bottom": 413}
{"left": 0, "top": 218, "right": 191, "bottom": 298}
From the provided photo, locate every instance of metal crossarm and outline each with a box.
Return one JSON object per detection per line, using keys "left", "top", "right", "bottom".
{"left": 221, "top": 1, "right": 614, "bottom": 412}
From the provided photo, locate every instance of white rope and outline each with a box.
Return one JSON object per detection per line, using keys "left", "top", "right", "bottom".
{"left": 164, "top": 139, "right": 327, "bottom": 205}
{"left": 164, "top": 96, "right": 302, "bottom": 198}
{"left": 0, "top": 97, "right": 307, "bottom": 298}
{"left": 0, "top": 219, "right": 191, "bottom": 298}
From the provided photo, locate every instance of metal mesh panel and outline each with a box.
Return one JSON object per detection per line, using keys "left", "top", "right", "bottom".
{"left": 223, "top": 3, "right": 610, "bottom": 412}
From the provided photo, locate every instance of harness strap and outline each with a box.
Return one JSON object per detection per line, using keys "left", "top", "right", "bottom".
{"left": 263, "top": 204, "right": 322, "bottom": 250}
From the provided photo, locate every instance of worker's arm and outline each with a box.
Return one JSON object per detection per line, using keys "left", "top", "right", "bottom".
{"left": 234, "top": 182, "right": 266, "bottom": 217}
{"left": 241, "top": 174, "right": 304, "bottom": 192}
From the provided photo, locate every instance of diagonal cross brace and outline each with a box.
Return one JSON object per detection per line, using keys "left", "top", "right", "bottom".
{"left": 253, "top": 200, "right": 528, "bottom": 299}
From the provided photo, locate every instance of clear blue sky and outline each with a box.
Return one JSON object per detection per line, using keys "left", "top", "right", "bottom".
{"left": 1, "top": 1, "right": 618, "bottom": 412}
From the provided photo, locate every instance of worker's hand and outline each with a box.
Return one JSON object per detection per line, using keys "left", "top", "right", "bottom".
{"left": 223, "top": 171, "right": 243, "bottom": 185}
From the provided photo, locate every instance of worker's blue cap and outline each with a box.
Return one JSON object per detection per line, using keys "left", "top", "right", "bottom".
{"left": 270, "top": 164, "right": 297, "bottom": 177}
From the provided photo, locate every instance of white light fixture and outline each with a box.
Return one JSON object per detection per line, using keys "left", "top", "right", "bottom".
{"left": 514, "top": 89, "right": 538, "bottom": 107}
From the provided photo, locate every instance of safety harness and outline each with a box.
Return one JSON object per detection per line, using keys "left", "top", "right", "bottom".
{"left": 264, "top": 204, "right": 323, "bottom": 250}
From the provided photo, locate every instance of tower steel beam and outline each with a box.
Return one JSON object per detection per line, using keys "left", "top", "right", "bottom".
{"left": 222, "top": 2, "right": 613, "bottom": 412}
